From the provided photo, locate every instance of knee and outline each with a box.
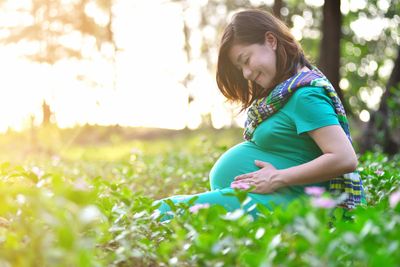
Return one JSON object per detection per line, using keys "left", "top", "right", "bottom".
{"left": 209, "top": 176, "right": 232, "bottom": 190}
{"left": 154, "top": 199, "right": 170, "bottom": 213}
{"left": 153, "top": 200, "right": 174, "bottom": 222}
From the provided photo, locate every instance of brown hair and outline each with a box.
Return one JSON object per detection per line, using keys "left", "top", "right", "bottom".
{"left": 216, "top": 9, "right": 311, "bottom": 110}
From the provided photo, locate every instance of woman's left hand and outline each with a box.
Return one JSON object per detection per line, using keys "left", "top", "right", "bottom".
{"left": 231, "top": 160, "right": 284, "bottom": 194}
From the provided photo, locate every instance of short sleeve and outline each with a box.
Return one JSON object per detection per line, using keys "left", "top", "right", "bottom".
{"left": 287, "top": 87, "right": 340, "bottom": 135}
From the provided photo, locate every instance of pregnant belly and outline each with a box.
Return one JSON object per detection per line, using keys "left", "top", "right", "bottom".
{"left": 209, "top": 141, "right": 301, "bottom": 190}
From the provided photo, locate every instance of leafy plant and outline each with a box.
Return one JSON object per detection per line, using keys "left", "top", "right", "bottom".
{"left": 0, "top": 129, "right": 399, "bottom": 266}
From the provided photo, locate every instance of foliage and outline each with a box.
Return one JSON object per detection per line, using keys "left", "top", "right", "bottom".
{"left": 0, "top": 128, "right": 399, "bottom": 266}
{"left": 340, "top": 0, "right": 400, "bottom": 114}
{"left": 0, "top": 0, "right": 114, "bottom": 64}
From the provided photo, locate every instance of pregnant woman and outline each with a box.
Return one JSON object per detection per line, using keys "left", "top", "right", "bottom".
{"left": 155, "top": 9, "right": 364, "bottom": 221}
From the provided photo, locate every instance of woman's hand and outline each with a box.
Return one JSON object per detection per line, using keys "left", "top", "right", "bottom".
{"left": 231, "top": 126, "right": 359, "bottom": 194}
{"left": 231, "top": 160, "right": 286, "bottom": 194}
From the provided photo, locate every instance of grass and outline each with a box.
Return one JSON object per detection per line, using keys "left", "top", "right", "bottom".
{"left": 0, "top": 126, "right": 399, "bottom": 266}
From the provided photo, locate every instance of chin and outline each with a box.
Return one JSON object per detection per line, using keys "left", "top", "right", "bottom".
{"left": 257, "top": 82, "right": 269, "bottom": 89}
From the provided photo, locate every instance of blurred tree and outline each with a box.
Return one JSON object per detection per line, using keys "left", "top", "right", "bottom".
{"left": 0, "top": 0, "right": 117, "bottom": 127}
{"left": 177, "top": 1, "right": 195, "bottom": 129}
{"left": 361, "top": 46, "right": 400, "bottom": 155}
{"left": 340, "top": 0, "right": 400, "bottom": 117}
{"left": 1, "top": 0, "right": 115, "bottom": 63}
{"left": 42, "top": 100, "right": 52, "bottom": 126}
{"left": 273, "top": 0, "right": 284, "bottom": 19}
{"left": 93, "top": 0, "right": 118, "bottom": 89}
{"left": 339, "top": 0, "right": 400, "bottom": 152}
{"left": 318, "top": 0, "right": 347, "bottom": 110}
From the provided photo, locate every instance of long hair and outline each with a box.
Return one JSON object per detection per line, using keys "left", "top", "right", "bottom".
{"left": 216, "top": 9, "right": 311, "bottom": 111}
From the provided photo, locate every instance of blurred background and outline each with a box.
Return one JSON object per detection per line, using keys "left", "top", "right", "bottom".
{"left": 0, "top": 0, "right": 399, "bottom": 158}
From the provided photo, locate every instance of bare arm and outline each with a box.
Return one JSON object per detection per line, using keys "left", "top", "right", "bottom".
{"left": 277, "top": 125, "right": 358, "bottom": 186}
{"left": 232, "top": 125, "right": 358, "bottom": 193}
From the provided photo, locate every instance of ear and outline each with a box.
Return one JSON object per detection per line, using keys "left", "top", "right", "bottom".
{"left": 264, "top": 32, "right": 277, "bottom": 50}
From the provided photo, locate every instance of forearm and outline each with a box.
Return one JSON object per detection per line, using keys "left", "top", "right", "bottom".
{"left": 273, "top": 152, "right": 357, "bottom": 188}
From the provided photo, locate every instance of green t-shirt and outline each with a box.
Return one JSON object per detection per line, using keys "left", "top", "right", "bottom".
{"left": 209, "top": 86, "right": 340, "bottom": 193}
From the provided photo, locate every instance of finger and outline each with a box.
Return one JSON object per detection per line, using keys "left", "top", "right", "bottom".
{"left": 231, "top": 178, "right": 254, "bottom": 186}
{"left": 254, "top": 160, "right": 271, "bottom": 168}
{"left": 231, "top": 181, "right": 254, "bottom": 190}
{"left": 250, "top": 184, "right": 265, "bottom": 194}
{"left": 234, "top": 173, "right": 253, "bottom": 181}
{"left": 253, "top": 179, "right": 262, "bottom": 185}
{"left": 251, "top": 187, "right": 271, "bottom": 194}
{"left": 231, "top": 179, "right": 250, "bottom": 185}
{"left": 251, "top": 188, "right": 260, "bottom": 194}
{"left": 252, "top": 188, "right": 266, "bottom": 194}
{"left": 254, "top": 160, "right": 274, "bottom": 169}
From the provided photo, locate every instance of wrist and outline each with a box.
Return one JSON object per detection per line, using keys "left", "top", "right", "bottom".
{"left": 271, "top": 169, "right": 289, "bottom": 190}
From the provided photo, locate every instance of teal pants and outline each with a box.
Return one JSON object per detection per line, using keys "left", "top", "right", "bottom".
{"left": 154, "top": 186, "right": 305, "bottom": 222}
{"left": 154, "top": 141, "right": 331, "bottom": 221}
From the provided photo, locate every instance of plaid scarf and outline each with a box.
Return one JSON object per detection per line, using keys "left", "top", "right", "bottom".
{"left": 244, "top": 68, "right": 365, "bottom": 209}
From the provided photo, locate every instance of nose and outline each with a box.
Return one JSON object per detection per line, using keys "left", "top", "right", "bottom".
{"left": 242, "top": 67, "right": 251, "bottom": 80}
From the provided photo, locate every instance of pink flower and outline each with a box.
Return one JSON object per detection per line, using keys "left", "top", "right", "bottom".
{"left": 31, "top": 166, "right": 44, "bottom": 179}
{"left": 389, "top": 191, "right": 400, "bottom": 208}
{"left": 305, "top": 186, "right": 325, "bottom": 197}
{"left": 374, "top": 170, "right": 384, "bottom": 176}
{"left": 73, "top": 178, "right": 90, "bottom": 191}
{"left": 189, "top": 203, "right": 210, "bottom": 214}
{"left": 311, "top": 197, "right": 336, "bottom": 209}
{"left": 231, "top": 182, "right": 250, "bottom": 190}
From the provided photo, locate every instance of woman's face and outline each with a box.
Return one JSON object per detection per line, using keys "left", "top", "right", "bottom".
{"left": 228, "top": 33, "right": 277, "bottom": 89}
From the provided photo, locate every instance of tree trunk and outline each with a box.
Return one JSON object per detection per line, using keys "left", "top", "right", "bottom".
{"left": 318, "top": 0, "right": 348, "bottom": 111}
{"left": 273, "top": 0, "right": 283, "bottom": 19}
{"left": 361, "top": 46, "right": 400, "bottom": 155}
{"left": 42, "top": 100, "right": 51, "bottom": 126}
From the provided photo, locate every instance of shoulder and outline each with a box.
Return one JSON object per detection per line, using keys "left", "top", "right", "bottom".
{"left": 286, "top": 86, "right": 334, "bottom": 110}
{"left": 283, "top": 86, "right": 340, "bottom": 134}
{"left": 291, "top": 86, "right": 328, "bottom": 100}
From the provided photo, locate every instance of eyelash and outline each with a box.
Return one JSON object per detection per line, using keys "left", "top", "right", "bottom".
{"left": 236, "top": 57, "right": 250, "bottom": 70}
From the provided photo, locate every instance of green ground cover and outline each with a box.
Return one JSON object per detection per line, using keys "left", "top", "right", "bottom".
{"left": 0, "top": 127, "right": 399, "bottom": 266}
